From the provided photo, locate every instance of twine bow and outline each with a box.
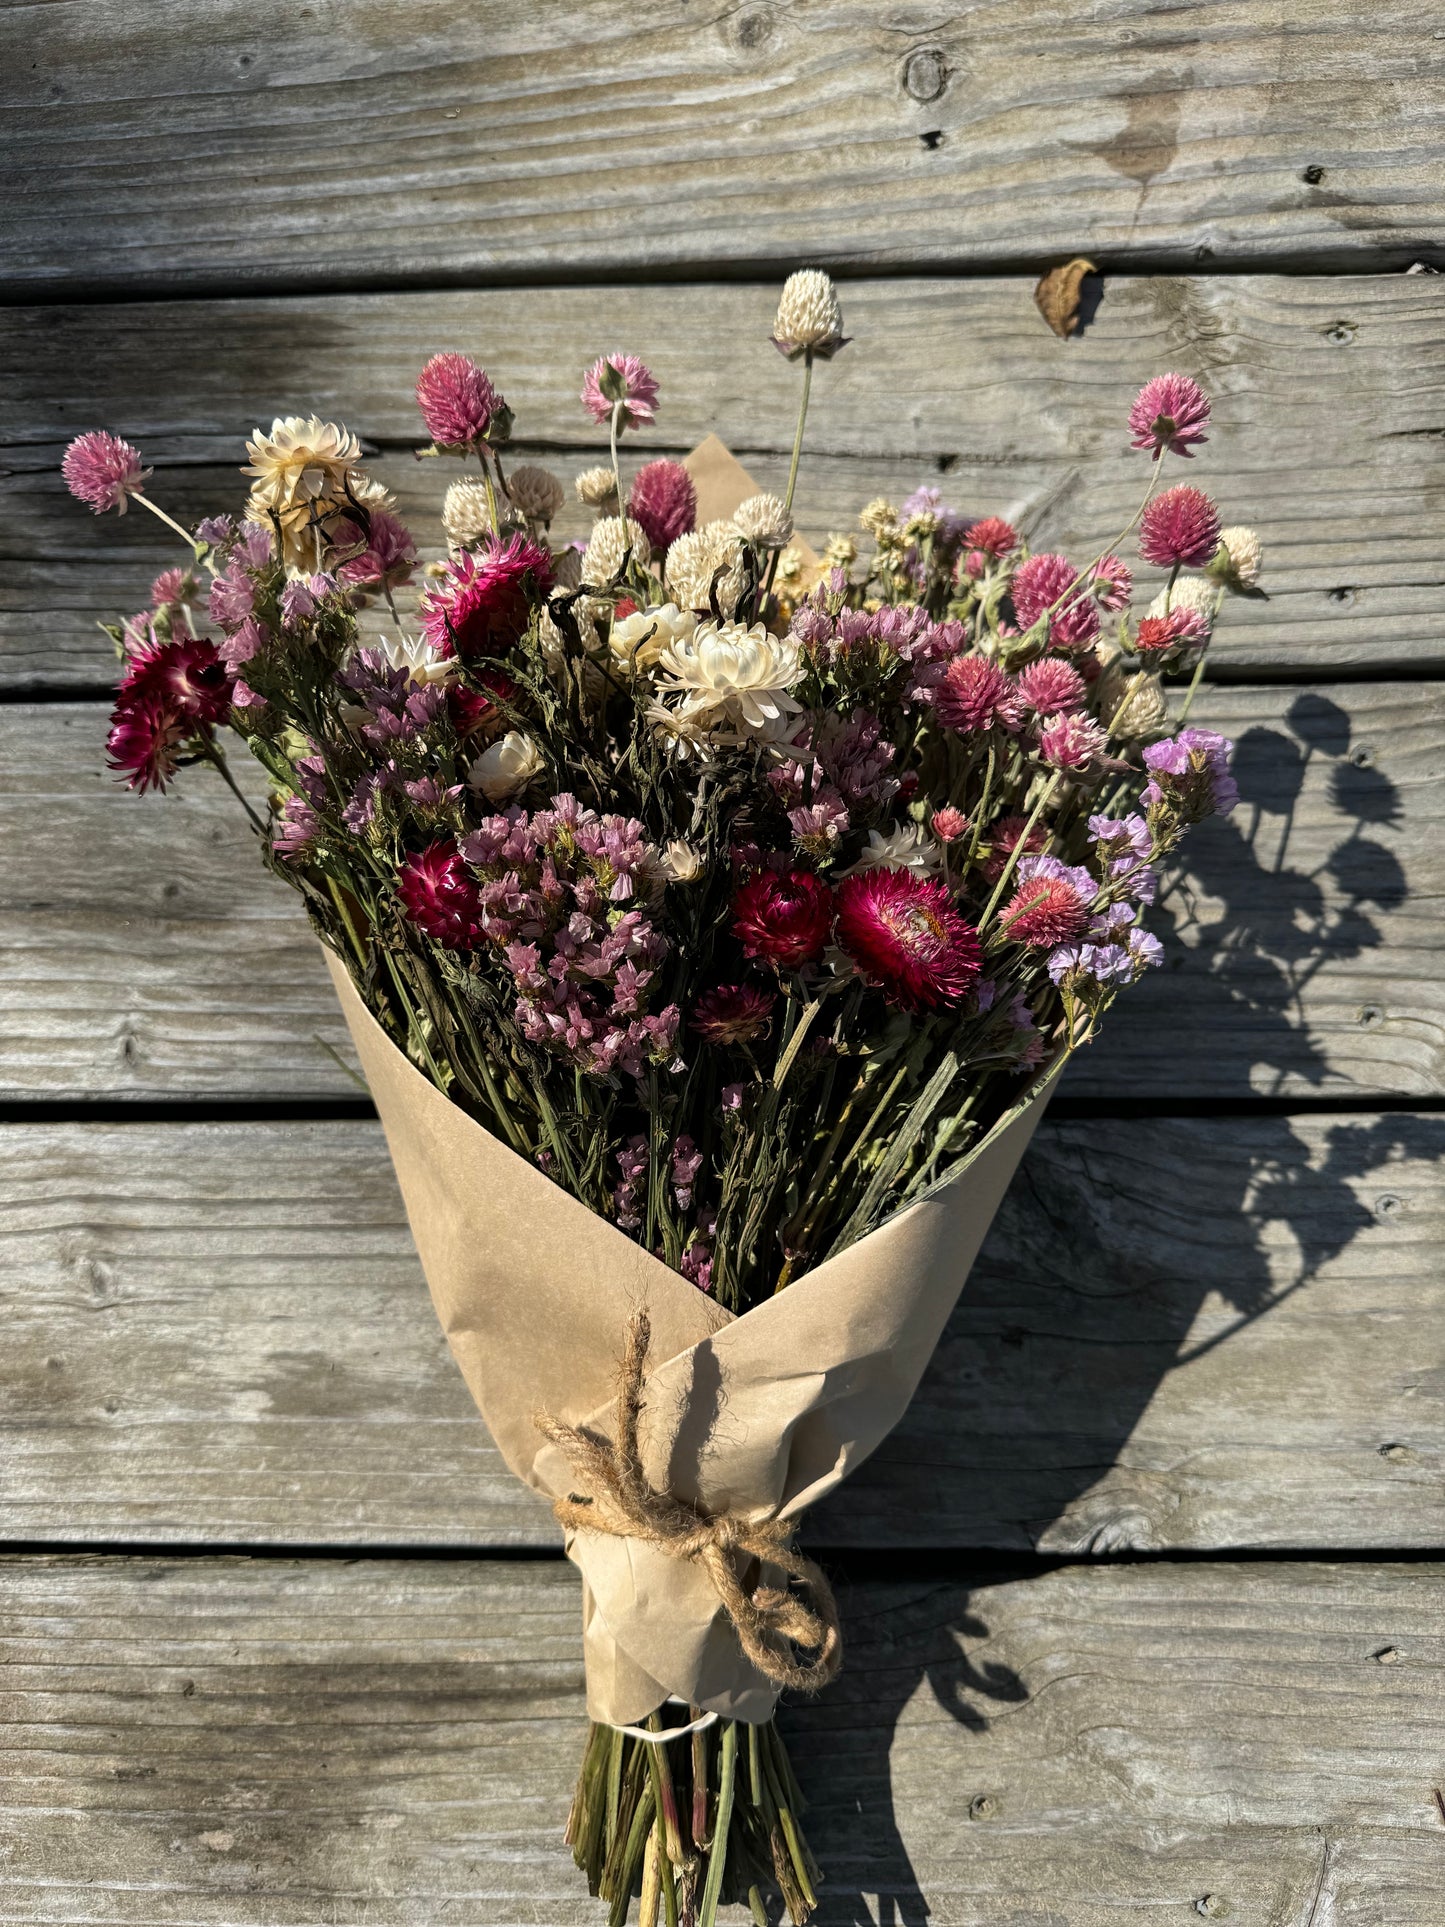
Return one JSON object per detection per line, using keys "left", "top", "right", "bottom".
{"left": 535, "top": 1310, "right": 842, "bottom": 1695}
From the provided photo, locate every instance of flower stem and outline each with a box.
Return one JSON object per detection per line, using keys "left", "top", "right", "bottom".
{"left": 1174, "top": 648, "right": 1210, "bottom": 727}
{"left": 697, "top": 1721, "right": 738, "bottom": 1927}
{"left": 200, "top": 732, "right": 267, "bottom": 836}
{"left": 782, "top": 351, "right": 814, "bottom": 520}
{"left": 134, "top": 491, "right": 210, "bottom": 567}
{"left": 979, "top": 772, "right": 1062, "bottom": 934}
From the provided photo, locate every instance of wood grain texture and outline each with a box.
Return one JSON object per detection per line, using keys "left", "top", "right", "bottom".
{"left": 5, "top": 275, "right": 1444, "bottom": 686}
{"left": 5, "top": 1113, "right": 1444, "bottom": 1553}
{"left": 6, "top": 1, "right": 1445, "bottom": 298}
{"left": 2, "top": 682, "right": 1438, "bottom": 1101}
{"left": 2, "top": 1553, "right": 1443, "bottom": 1924}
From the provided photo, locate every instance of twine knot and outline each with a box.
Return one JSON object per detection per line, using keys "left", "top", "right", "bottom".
{"left": 535, "top": 1310, "right": 842, "bottom": 1695}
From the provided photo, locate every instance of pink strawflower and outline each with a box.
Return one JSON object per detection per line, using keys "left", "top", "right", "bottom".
{"left": 581, "top": 353, "right": 659, "bottom": 430}
{"left": 106, "top": 693, "right": 187, "bottom": 792}
{"left": 121, "top": 635, "right": 233, "bottom": 726}
{"left": 835, "top": 868, "right": 981, "bottom": 1012}
{"left": 1139, "top": 486, "right": 1221, "bottom": 569}
{"left": 415, "top": 352, "right": 502, "bottom": 447}
{"left": 1129, "top": 373, "right": 1211, "bottom": 459}
{"left": 931, "top": 805, "right": 969, "bottom": 843}
{"left": 1091, "top": 555, "right": 1133, "bottom": 610}
{"left": 62, "top": 431, "right": 151, "bottom": 515}
{"left": 627, "top": 459, "right": 696, "bottom": 551}
{"left": 980, "top": 812, "right": 1048, "bottom": 884}
{"left": 933, "top": 654, "right": 1019, "bottom": 734}
{"left": 420, "top": 534, "right": 553, "bottom": 658}
{"left": 691, "top": 982, "right": 776, "bottom": 1045}
{"left": 961, "top": 516, "right": 1018, "bottom": 559}
{"left": 1010, "top": 553, "right": 1075, "bottom": 629}
{"left": 1038, "top": 711, "right": 1111, "bottom": 771}
{"left": 1134, "top": 607, "right": 1210, "bottom": 654}
{"left": 1016, "top": 658, "right": 1085, "bottom": 715}
{"left": 732, "top": 869, "right": 833, "bottom": 969}
{"left": 397, "top": 839, "right": 485, "bottom": 948}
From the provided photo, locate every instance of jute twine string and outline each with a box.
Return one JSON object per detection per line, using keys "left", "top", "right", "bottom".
{"left": 535, "top": 1309, "right": 842, "bottom": 1694}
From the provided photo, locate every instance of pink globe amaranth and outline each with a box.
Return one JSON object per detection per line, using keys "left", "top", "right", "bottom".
{"left": 62, "top": 431, "right": 151, "bottom": 515}
{"left": 980, "top": 812, "right": 1048, "bottom": 885}
{"left": 627, "top": 459, "right": 697, "bottom": 551}
{"left": 731, "top": 868, "right": 834, "bottom": 969}
{"left": 581, "top": 352, "right": 659, "bottom": 431}
{"left": 1139, "top": 486, "right": 1221, "bottom": 569}
{"left": 397, "top": 839, "right": 486, "bottom": 949}
{"left": 1134, "top": 608, "right": 1209, "bottom": 654}
{"left": 933, "top": 654, "right": 1018, "bottom": 734}
{"left": 420, "top": 534, "right": 553, "bottom": 658}
{"left": 960, "top": 516, "right": 1018, "bottom": 559}
{"left": 1128, "top": 373, "right": 1211, "bottom": 459}
{"left": 999, "top": 875, "right": 1090, "bottom": 948}
{"left": 930, "top": 805, "right": 969, "bottom": 843}
{"left": 1091, "top": 554, "right": 1133, "bottom": 611}
{"left": 1010, "top": 552, "right": 1078, "bottom": 630}
{"left": 415, "top": 353, "right": 502, "bottom": 447}
{"left": 1016, "top": 658, "right": 1085, "bottom": 716}
{"left": 835, "top": 867, "right": 981, "bottom": 1012}
{"left": 691, "top": 982, "right": 776, "bottom": 1045}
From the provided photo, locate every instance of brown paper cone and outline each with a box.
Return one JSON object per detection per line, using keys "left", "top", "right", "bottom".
{"left": 325, "top": 950, "right": 1057, "bottom": 1726}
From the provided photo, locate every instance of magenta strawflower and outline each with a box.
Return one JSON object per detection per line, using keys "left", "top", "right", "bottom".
{"left": 397, "top": 839, "right": 485, "bottom": 948}
{"left": 581, "top": 353, "right": 659, "bottom": 431}
{"left": 627, "top": 459, "right": 696, "bottom": 551}
{"left": 1139, "top": 485, "right": 1221, "bottom": 569}
{"left": 62, "top": 431, "right": 151, "bottom": 515}
{"left": 691, "top": 982, "right": 776, "bottom": 1045}
{"left": 415, "top": 353, "right": 502, "bottom": 448}
{"left": 835, "top": 868, "right": 980, "bottom": 1012}
{"left": 732, "top": 869, "right": 833, "bottom": 969}
{"left": 1129, "top": 373, "right": 1211, "bottom": 459}
{"left": 933, "top": 654, "right": 1019, "bottom": 734}
{"left": 420, "top": 534, "right": 553, "bottom": 658}
{"left": 1016, "top": 658, "right": 1084, "bottom": 716}
{"left": 106, "top": 693, "right": 187, "bottom": 792}
{"left": 121, "top": 635, "right": 233, "bottom": 726}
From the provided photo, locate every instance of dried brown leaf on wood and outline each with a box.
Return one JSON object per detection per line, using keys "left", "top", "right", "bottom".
{"left": 1034, "top": 258, "right": 1097, "bottom": 338}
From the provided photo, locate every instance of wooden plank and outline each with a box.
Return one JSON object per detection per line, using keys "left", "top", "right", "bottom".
{"left": 6, "top": 2, "right": 1444, "bottom": 297}
{"left": 1, "top": 683, "right": 1437, "bottom": 1101}
{"left": 6, "top": 1112, "right": 1444, "bottom": 1553}
{"left": 2, "top": 1553, "right": 1442, "bottom": 1923}
{"left": 5, "top": 275, "right": 1444, "bottom": 685}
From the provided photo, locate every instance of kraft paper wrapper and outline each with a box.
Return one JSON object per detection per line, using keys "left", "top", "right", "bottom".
{"left": 683, "top": 433, "right": 821, "bottom": 579}
{"left": 325, "top": 950, "right": 1057, "bottom": 1726}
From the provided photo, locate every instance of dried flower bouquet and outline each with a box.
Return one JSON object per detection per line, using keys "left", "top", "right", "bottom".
{"left": 65, "top": 271, "right": 1254, "bottom": 1924}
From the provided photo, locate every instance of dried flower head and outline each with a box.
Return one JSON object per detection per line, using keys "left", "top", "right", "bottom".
{"left": 931, "top": 805, "right": 969, "bottom": 843}
{"left": 961, "top": 517, "right": 1018, "bottom": 560}
{"left": 1129, "top": 372, "right": 1211, "bottom": 459}
{"left": 1147, "top": 575, "right": 1217, "bottom": 626}
{"left": 442, "top": 479, "right": 494, "bottom": 547}
{"left": 1213, "top": 525, "right": 1264, "bottom": 589}
{"left": 581, "top": 353, "right": 659, "bottom": 430}
{"left": 652, "top": 621, "right": 803, "bottom": 741}
{"left": 611, "top": 602, "right": 696, "bottom": 675}
{"left": 732, "top": 492, "right": 794, "bottom": 549}
{"left": 243, "top": 415, "right": 366, "bottom": 567}
{"left": 933, "top": 654, "right": 1019, "bottom": 734}
{"left": 398, "top": 839, "right": 485, "bottom": 948}
{"left": 1139, "top": 485, "right": 1221, "bottom": 570}
{"left": 63, "top": 431, "right": 151, "bottom": 515}
{"left": 1091, "top": 554, "right": 1133, "bottom": 611}
{"left": 415, "top": 353, "right": 502, "bottom": 449}
{"left": 1016, "top": 658, "right": 1085, "bottom": 716}
{"left": 627, "top": 459, "right": 697, "bottom": 553}
{"left": 664, "top": 520, "right": 748, "bottom": 618}
{"left": 1133, "top": 608, "right": 1210, "bottom": 655}
{"left": 732, "top": 868, "right": 834, "bottom": 968}
{"left": 1100, "top": 668, "right": 1170, "bottom": 741}
{"left": 835, "top": 868, "right": 981, "bottom": 1011}
{"left": 691, "top": 982, "right": 775, "bottom": 1044}
{"left": 583, "top": 515, "right": 652, "bottom": 584}
{"left": 420, "top": 534, "right": 553, "bottom": 657}
{"left": 772, "top": 269, "right": 847, "bottom": 359}
{"left": 507, "top": 464, "right": 566, "bottom": 526}
{"left": 468, "top": 729, "right": 545, "bottom": 802}
{"left": 1000, "top": 870, "right": 1091, "bottom": 948}
{"left": 859, "top": 497, "right": 900, "bottom": 541}
{"left": 575, "top": 465, "right": 621, "bottom": 510}
{"left": 1038, "top": 711, "right": 1112, "bottom": 771}
{"left": 106, "top": 691, "right": 188, "bottom": 792}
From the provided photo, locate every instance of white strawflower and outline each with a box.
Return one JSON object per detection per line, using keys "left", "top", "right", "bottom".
{"left": 660, "top": 839, "right": 704, "bottom": 882}
{"left": 841, "top": 822, "right": 943, "bottom": 878}
{"left": 1147, "top": 576, "right": 1219, "bottom": 626}
{"left": 442, "top": 479, "right": 493, "bottom": 546}
{"left": 468, "top": 730, "right": 544, "bottom": 801}
{"left": 583, "top": 515, "right": 651, "bottom": 584}
{"left": 575, "top": 464, "right": 620, "bottom": 509}
{"left": 772, "top": 270, "right": 846, "bottom": 359}
{"left": 366, "top": 631, "right": 454, "bottom": 685}
{"left": 507, "top": 463, "right": 565, "bottom": 525}
{"left": 652, "top": 620, "right": 803, "bottom": 741}
{"left": 611, "top": 601, "right": 696, "bottom": 674}
{"left": 732, "top": 492, "right": 794, "bottom": 549}
{"left": 1215, "top": 525, "right": 1263, "bottom": 588}
{"left": 242, "top": 414, "right": 366, "bottom": 569}
{"left": 665, "top": 520, "right": 747, "bottom": 617}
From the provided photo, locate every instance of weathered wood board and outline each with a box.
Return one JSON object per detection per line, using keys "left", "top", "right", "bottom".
{"left": 1, "top": 684, "right": 1437, "bottom": 1101}
{"left": 6, "top": 275, "right": 1443, "bottom": 685}
{"left": 5, "top": 1113, "right": 1443, "bottom": 1554}
{"left": 2, "top": 1553, "right": 1442, "bottom": 1924}
{"left": 7, "top": 2, "right": 1445, "bottom": 297}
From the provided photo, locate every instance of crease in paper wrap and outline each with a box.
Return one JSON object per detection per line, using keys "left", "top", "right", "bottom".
{"left": 326, "top": 951, "right": 1057, "bottom": 1727}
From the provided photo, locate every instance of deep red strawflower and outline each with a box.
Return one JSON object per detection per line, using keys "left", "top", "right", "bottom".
{"left": 1010, "top": 552, "right": 1076, "bottom": 629}
{"left": 999, "top": 875, "right": 1089, "bottom": 947}
{"left": 933, "top": 654, "right": 1019, "bottom": 734}
{"left": 121, "top": 636, "right": 233, "bottom": 726}
{"left": 397, "top": 839, "right": 485, "bottom": 949}
{"left": 1139, "top": 486, "right": 1221, "bottom": 569}
{"left": 106, "top": 692, "right": 187, "bottom": 792}
{"left": 980, "top": 812, "right": 1049, "bottom": 884}
{"left": 62, "top": 431, "right": 151, "bottom": 515}
{"left": 835, "top": 868, "right": 980, "bottom": 1012}
{"left": 691, "top": 982, "right": 776, "bottom": 1045}
{"left": 732, "top": 868, "right": 834, "bottom": 969}
{"left": 420, "top": 535, "right": 553, "bottom": 658}
{"left": 628, "top": 459, "right": 697, "bottom": 552}
{"left": 961, "top": 516, "right": 1018, "bottom": 559}
{"left": 1016, "top": 658, "right": 1085, "bottom": 715}
{"left": 447, "top": 667, "right": 518, "bottom": 739}
{"left": 1134, "top": 608, "right": 1210, "bottom": 654}
{"left": 415, "top": 352, "right": 502, "bottom": 447}
{"left": 1128, "top": 373, "right": 1211, "bottom": 459}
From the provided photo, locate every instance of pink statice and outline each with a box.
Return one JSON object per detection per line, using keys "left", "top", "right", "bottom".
{"left": 340, "top": 647, "right": 447, "bottom": 751}
{"left": 581, "top": 353, "right": 659, "bottom": 430}
{"left": 672, "top": 1135, "right": 704, "bottom": 1210}
{"left": 62, "top": 432, "right": 151, "bottom": 514}
{"left": 332, "top": 507, "right": 417, "bottom": 591}
{"left": 216, "top": 616, "right": 268, "bottom": 673}
{"left": 415, "top": 352, "right": 502, "bottom": 447}
{"left": 901, "top": 485, "right": 969, "bottom": 553}
{"left": 1139, "top": 486, "right": 1221, "bottom": 569}
{"left": 272, "top": 793, "right": 322, "bottom": 861}
{"left": 1128, "top": 373, "right": 1211, "bottom": 459}
{"left": 150, "top": 567, "right": 198, "bottom": 608}
{"left": 613, "top": 1136, "right": 649, "bottom": 1229}
{"left": 279, "top": 573, "right": 334, "bottom": 628}
{"left": 1016, "top": 658, "right": 1084, "bottom": 716}
{"left": 628, "top": 459, "right": 696, "bottom": 551}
